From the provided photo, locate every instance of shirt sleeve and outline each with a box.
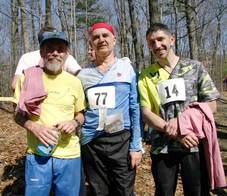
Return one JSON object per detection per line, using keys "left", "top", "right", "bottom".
{"left": 138, "top": 71, "right": 159, "bottom": 114}
{"left": 74, "top": 79, "right": 86, "bottom": 113}
{"left": 14, "top": 75, "right": 24, "bottom": 104}
{"left": 197, "top": 63, "right": 220, "bottom": 101}
{"left": 64, "top": 55, "right": 81, "bottom": 75}
{"left": 15, "top": 55, "right": 27, "bottom": 75}
{"left": 129, "top": 71, "right": 142, "bottom": 151}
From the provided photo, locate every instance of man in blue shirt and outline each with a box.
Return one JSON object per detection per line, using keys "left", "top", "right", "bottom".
{"left": 78, "top": 22, "right": 142, "bottom": 196}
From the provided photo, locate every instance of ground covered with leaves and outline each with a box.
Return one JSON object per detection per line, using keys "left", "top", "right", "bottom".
{"left": 0, "top": 93, "right": 227, "bottom": 195}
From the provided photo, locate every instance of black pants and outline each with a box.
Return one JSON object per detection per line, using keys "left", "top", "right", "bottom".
{"left": 151, "top": 150, "right": 210, "bottom": 196}
{"left": 81, "top": 130, "right": 136, "bottom": 196}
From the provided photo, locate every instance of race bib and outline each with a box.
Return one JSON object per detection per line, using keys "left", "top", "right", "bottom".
{"left": 157, "top": 78, "right": 186, "bottom": 105}
{"left": 87, "top": 86, "right": 115, "bottom": 109}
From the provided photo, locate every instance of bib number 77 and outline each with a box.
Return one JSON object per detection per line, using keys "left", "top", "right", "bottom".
{"left": 95, "top": 92, "right": 108, "bottom": 105}
{"left": 87, "top": 86, "right": 116, "bottom": 109}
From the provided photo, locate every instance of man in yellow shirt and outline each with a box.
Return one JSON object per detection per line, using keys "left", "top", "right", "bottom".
{"left": 14, "top": 29, "right": 85, "bottom": 196}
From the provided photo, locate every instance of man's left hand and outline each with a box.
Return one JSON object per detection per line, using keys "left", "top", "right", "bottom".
{"left": 164, "top": 118, "right": 178, "bottom": 137}
{"left": 129, "top": 151, "right": 142, "bottom": 169}
{"left": 55, "top": 120, "right": 79, "bottom": 134}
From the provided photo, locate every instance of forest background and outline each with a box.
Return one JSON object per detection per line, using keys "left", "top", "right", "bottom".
{"left": 0, "top": 0, "right": 226, "bottom": 97}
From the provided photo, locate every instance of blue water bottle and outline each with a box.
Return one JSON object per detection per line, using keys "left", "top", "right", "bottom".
{"left": 37, "top": 127, "right": 61, "bottom": 156}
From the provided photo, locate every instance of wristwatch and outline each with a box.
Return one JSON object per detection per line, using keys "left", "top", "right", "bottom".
{"left": 74, "top": 118, "right": 82, "bottom": 128}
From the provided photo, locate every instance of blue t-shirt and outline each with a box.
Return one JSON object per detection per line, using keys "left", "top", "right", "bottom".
{"left": 78, "top": 58, "right": 142, "bottom": 151}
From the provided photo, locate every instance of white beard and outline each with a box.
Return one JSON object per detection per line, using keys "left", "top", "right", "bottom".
{"left": 45, "top": 62, "right": 62, "bottom": 74}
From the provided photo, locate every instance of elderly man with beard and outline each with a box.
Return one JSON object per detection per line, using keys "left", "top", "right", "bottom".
{"left": 14, "top": 29, "right": 85, "bottom": 196}
{"left": 11, "top": 26, "right": 81, "bottom": 91}
{"left": 78, "top": 22, "right": 142, "bottom": 196}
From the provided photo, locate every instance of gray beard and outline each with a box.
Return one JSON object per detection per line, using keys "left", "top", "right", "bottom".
{"left": 45, "top": 63, "right": 62, "bottom": 74}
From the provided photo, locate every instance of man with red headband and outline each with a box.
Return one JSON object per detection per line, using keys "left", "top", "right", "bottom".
{"left": 78, "top": 22, "right": 142, "bottom": 196}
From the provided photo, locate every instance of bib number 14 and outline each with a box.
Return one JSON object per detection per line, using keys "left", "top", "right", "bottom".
{"left": 164, "top": 84, "right": 179, "bottom": 99}
{"left": 157, "top": 78, "right": 186, "bottom": 105}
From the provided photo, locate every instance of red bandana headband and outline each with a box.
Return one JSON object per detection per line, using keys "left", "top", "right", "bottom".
{"left": 89, "top": 22, "right": 116, "bottom": 36}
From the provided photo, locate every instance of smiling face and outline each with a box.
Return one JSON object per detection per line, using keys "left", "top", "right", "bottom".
{"left": 90, "top": 28, "right": 116, "bottom": 57}
{"left": 146, "top": 30, "right": 175, "bottom": 60}
{"left": 40, "top": 39, "right": 68, "bottom": 75}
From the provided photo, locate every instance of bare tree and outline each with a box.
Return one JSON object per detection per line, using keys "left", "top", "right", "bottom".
{"left": 10, "top": 0, "right": 19, "bottom": 69}
{"left": 183, "top": 0, "right": 199, "bottom": 59}
{"left": 71, "top": 0, "right": 77, "bottom": 58}
{"left": 128, "top": 0, "right": 143, "bottom": 70}
{"left": 30, "top": 0, "right": 36, "bottom": 50}
{"left": 38, "top": 0, "right": 43, "bottom": 28}
{"left": 57, "top": 0, "right": 67, "bottom": 32}
{"left": 148, "top": 0, "right": 161, "bottom": 25}
{"left": 17, "top": 0, "right": 30, "bottom": 53}
{"left": 147, "top": 0, "right": 161, "bottom": 63}
{"left": 173, "top": 0, "right": 179, "bottom": 53}
{"left": 45, "top": 0, "right": 52, "bottom": 27}
{"left": 114, "top": 0, "right": 128, "bottom": 57}
{"left": 211, "top": 2, "right": 226, "bottom": 90}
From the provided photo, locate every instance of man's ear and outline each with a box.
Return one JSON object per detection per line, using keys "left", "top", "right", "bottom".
{"left": 170, "top": 34, "right": 176, "bottom": 45}
{"left": 66, "top": 48, "right": 70, "bottom": 57}
{"left": 40, "top": 47, "right": 45, "bottom": 58}
{"left": 113, "top": 36, "right": 117, "bottom": 46}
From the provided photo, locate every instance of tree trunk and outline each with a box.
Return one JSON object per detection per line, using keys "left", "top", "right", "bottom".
{"left": 128, "top": 0, "right": 143, "bottom": 70}
{"left": 11, "top": 0, "right": 19, "bottom": 70}
{"left": 117, "top": 0, "right": 128, "bottom": 57}
{"left": 173, "top": 0, "right": 178, "bottom": 54}
{"left": 147, "top": 0, "right": 160, "bottom": 63}
{"left": 18, "top": 0, "right": 30, "bottom": 53}
{"left": 58, "top": 0, "right": 66, "bottom": 32}
{"left": 212, "top": 15, "right": 221, "bottom": 90}
{"left": 38, "top": 0, "right": 43, "bottom": 28}
{"left": 30, "top": 0, "right": 36, "bottom": 50}
{"left": 148, "top": 0, "right": 161, "bottom": 25}
{"left": 184, "top": 0, "right": 199, "bottom": 59}
{"left": 45, "top": 0, "right": 52, "bottom": 27}
{"left": 72, "top": 0, "right": 77, "bottom": 58}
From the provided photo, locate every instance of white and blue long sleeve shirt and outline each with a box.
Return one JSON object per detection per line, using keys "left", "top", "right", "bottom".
{"left": 78, "top": 58, "right": 142, "bottom": 151}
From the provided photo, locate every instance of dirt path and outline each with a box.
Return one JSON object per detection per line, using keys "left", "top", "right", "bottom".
{"left": 0, "top": 96, "right": 227, "bottom": 195}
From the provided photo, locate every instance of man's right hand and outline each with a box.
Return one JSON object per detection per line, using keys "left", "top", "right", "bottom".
{"left": 14, "top": 112, "right": 59, "bottom": 147}
{"left": 178, "top": 132, "right": 199, "bottom": 148}
{"left": 26, "top": 121, "right": 59, "bottom": 147}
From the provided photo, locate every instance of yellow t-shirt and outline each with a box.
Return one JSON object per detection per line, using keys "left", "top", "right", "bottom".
{"left": 15, "top": 71, "right": 85, "bottom": 158}
{"left": 138, "top": 63, "right": 170, "bottom": 115}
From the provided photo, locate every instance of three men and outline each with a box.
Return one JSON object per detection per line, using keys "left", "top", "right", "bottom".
{"left": 14, "top": 29, "right": 85, "bottom": 195}
{"left": 13, "top": 21, "right": 224, "bottom": 196}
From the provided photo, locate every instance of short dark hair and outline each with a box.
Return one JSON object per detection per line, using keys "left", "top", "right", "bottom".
{"left": 146, "top": 23, "right": 172, "bottom": 37}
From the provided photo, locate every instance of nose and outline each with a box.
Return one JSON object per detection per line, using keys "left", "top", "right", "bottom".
{"left": 99, "top": 35, "right": 104, "bottom": 42}
{"left": 51, "top": 49, "right": 59, "bottom": 56}
{"left": 153, "top": 40, "right": 161, "bottom": 49}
